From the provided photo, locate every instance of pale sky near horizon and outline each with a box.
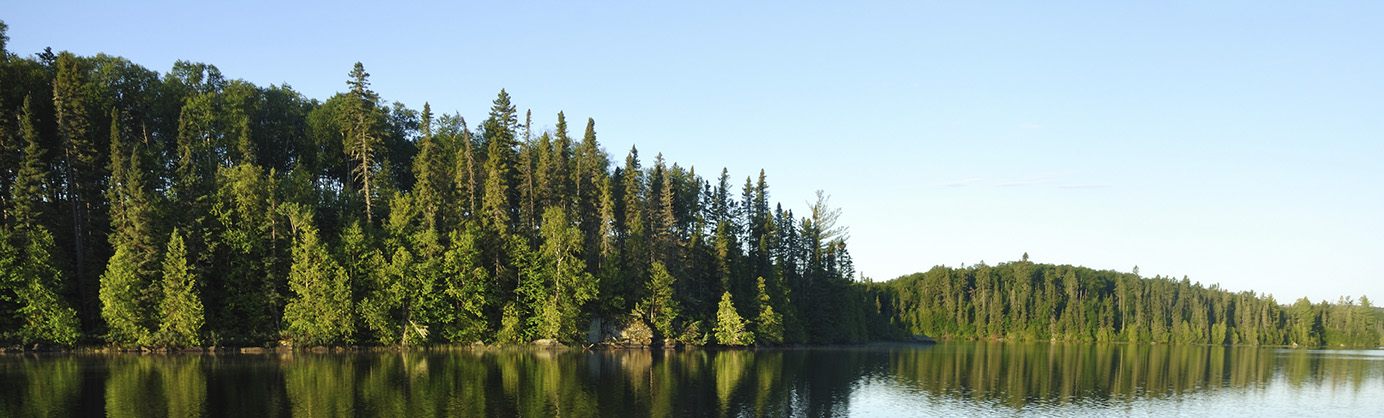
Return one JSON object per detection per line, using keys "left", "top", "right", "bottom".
{"left": 6, "top": 1, "right": 1381, "bottom": 304}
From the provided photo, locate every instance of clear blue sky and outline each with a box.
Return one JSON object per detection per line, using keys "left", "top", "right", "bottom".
{"left": 7, "top": 1, "right": 1381, "bottom": 303}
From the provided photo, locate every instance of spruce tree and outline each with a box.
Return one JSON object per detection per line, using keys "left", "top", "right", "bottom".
{"left": 342, "top": 62, "right": 382, "bottom": 224}
{"left": 714, "top": 290, "right": 753, "bottom": 346}
{"left": 647, "top": 261, "right": 679, "bottom": 340}
{"left": 100, "top": 108, "right": 160, "bottom": 346}
{"left": 153, "top": 229, "right": 203, "bottom": 347}
{"left": 12, "top": 96, "right": 45, "bottom": 231}
{"left": 755, "top": 276, "right": 783, "bottom": 344}
{"left": 411, "top": 102, "right": 445, "bottom": 232}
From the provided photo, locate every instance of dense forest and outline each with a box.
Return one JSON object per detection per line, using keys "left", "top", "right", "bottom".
{"left": 871, "top": 257, "right": 1384, "bottom": 347}
{"left": 0, "top": 22, "right": 882, "bottom": 348}
{"left": 0, "top": 23, "right": 1377, "bottom": 349}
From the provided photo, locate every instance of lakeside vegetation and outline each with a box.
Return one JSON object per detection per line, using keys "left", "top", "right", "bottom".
{"left": 0, "top": 22, "right": 878, "bottom": 348}
{"left": 0, "top": 23, "right": 1378, "bottom": 350}
{"left": 871, "top": 259, "right": 1383, "bottom": 347}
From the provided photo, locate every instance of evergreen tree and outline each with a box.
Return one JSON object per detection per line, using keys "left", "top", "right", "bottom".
{"left": 100, "top": 107, "right": 160, "bottom": 346}
{"left": 714, "top": 290, "right": 753, "bottom": 346}
{"left": 412, "top": 102, "right": 448, "bottom": 233}
{"left": 282, "top": 204, "right": 355, "bottom": 346}
{"left": 152, "top": 229, "right": 203, "bottom": 347}
{"left": 12, "top": 96, "right": 46, "bottom": 231}
{"left": 341, "top": 63, "right": 383, "bottom": 224}
{"left": 54, "top": 52, "right": 102, "bottom": 326}
{"left": 647, "top": 261, "right": 679, "bottom": 340}
{"left": 205, "top": 164, "right": 282, "bottom": 343}
{"left": 755, "top": 276, "right": 783, "bottom": 344}
{"left": 480, "top": 89, "right": 519, "bottom": 234}
{"left": 452, "top": 116, "right": 479, "bottom": 220}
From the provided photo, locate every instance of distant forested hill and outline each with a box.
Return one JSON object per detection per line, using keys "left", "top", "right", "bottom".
{"left": 869, "top": 258, "right": 1383, "bottom": 347}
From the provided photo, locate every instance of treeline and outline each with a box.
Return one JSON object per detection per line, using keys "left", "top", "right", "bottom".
{"left": 871, "top": 257, "right": 1384, "bottom": 347}
{"left": 0, "top": 23, "right": 886, "bottom": 348}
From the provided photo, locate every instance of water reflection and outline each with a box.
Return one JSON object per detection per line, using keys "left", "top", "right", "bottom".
{"left": 1, "top": 343, "right": 1381, "bottom": 417}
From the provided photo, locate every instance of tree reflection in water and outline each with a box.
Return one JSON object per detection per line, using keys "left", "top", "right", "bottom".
{"left": 1, "top": 343, "right": 1381, "bottom": 417}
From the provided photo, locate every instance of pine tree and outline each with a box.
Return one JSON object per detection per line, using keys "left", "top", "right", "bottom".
{"left": 548, "top": 112, "right": 574, "bottom": 210}
{"left": 714, "top": 290, "right": 753, "bottom": 346}
{"left": 342, "top": 62, "right": 383, "bottom": 224}
{"left": 153, "top": 229, "right": 203, "bottom": 347}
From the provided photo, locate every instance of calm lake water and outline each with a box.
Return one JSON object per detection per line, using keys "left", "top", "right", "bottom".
{"left": 3, "top": 342, "right": 1382, "bottom": 417}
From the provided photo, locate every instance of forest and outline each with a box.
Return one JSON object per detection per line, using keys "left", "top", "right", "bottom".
{"left": 0, "top": 22, "right": 1378, "bottom": 349}
{"left": 0, "top": 22, "right": 881, "bottom": 348}
{"left": 871, "top": 257, "right": 1383, "bottom": 347}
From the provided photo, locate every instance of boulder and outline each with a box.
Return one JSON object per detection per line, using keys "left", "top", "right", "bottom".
{"left": 533, "top": 339, "right": 567, "bottom": 349}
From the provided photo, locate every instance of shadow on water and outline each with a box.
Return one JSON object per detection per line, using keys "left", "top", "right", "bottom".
{"left": 1, "top": 343, "right": 1382, "bottom": 417}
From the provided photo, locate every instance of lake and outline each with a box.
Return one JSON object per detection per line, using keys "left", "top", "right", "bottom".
{"left": 3, "top": 342, "right": 1382, "bottom": 417}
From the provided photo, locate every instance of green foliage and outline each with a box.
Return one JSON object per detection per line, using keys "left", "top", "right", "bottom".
{"left": 647, "top": 262, "right": 679, "bottom": 340}
{"left": 439, "top": 223, "right": 493, "bottom": 343}
{"left": 150, "top": 229, "right": 203, "bottom": 347}
{"left": 100, "top": 244, "right": 150, "bottom": 345}
{"left": 873, "top": 260, "right": 1384, "bottom": 347}
{"left": 282, "top": 206, "right": 355, "bottom": 346}
{"left": 523, "top": 206, "right": 597, "bottom": 343}
{"left": 9, "top": 227, "right": 81, "bottom": 346}
{"left": 755, "top": 277, "right": 783, "bottom": 345}
{"left": 5, "top": 40, "right": 1373, "bottom": 352}
{"left": 715, "top": 291, "right": 753, "bottom": 346}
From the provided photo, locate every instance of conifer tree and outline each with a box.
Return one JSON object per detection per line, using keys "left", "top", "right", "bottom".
{"left": 453, "top": 116, "right": 479, "bottom": 220}
{"left": 548, "top": 112, "right": 574, "bottom": 210}
{"left": 411, "top": 102, "right": 446, "bottom": 233}
{"left": 54, "top": 52, "right": 101, "bottom": 324}
{"left": 282, "top": 204, "right": 355, "bottom": 346}
{"left": 12, "top": 96, "right": 45, "bottom": 231}
{"left": 153, "top": 229, "right": 203, "bottom": 347}
{"left": 714, "top": 290, "right": 753, "bottom": 346}
{"left": 100, "top": 109, "right": 160, "bottom": 346}
{"left": 755, "top": 276, "right": 783, "bottom": 344}
{"left": 342, "top": 63, "right": 383, "bottom": 224}
{"left": 480, "top": 90, "right": 518, "bottom": 235}
{"left": 647, "top": 261, "right": 679, "bottom": 340}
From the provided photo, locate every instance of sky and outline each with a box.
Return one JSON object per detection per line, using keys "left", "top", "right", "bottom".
{"left": 6, "top": 1, "right": 1381, "bottom": 303}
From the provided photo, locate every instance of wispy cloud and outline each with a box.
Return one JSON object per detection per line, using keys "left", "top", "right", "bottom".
{"left": 1057, "top": 184, "right": 1113, "bottom": 189}
{"left": 995, "top": 178, "right": 1051, "bottom": 187}
{"left": 1018, "top": 122, "right": 1043, "bottom": 130}
{"left": 941, "top": 177, "right": 984, "bottom": 187}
